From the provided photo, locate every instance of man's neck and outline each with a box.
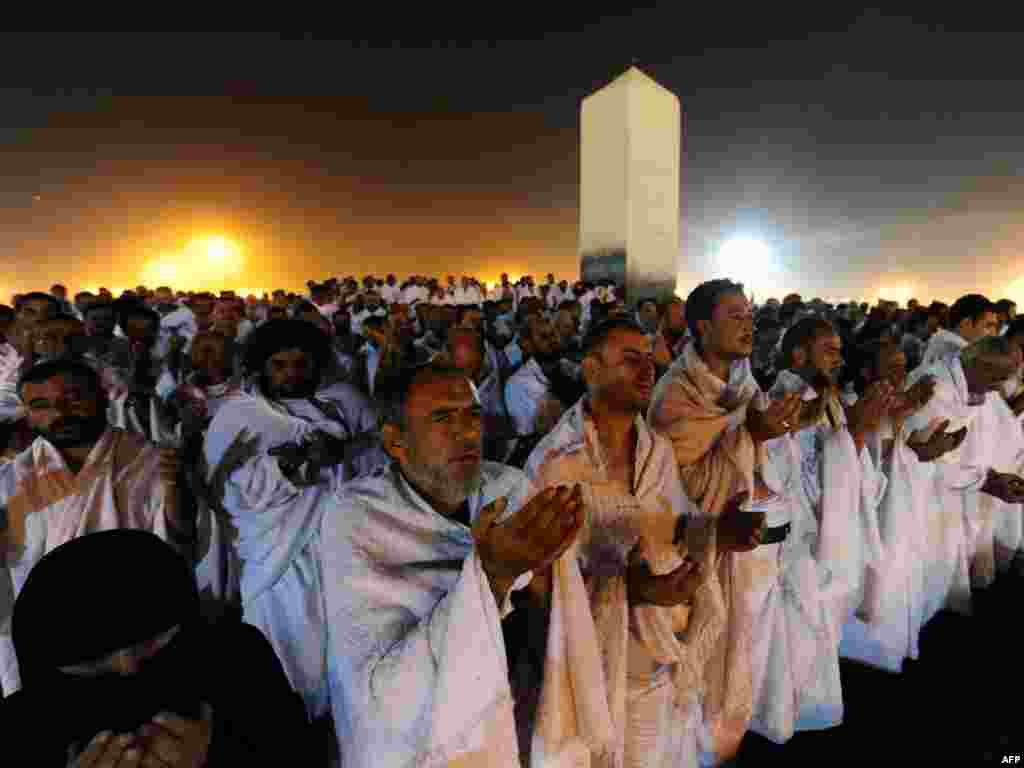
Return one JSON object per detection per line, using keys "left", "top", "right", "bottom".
{"left": 58, "top": 442, "right": 96, "bottom": 475}
{"left": 589, "top": 397, "right": 638, "bottom": 465}
{"left": 700, "top": 346, "right": 733, "bottom": 382}
{"left": 400, "top": 467, "right": 470, "bottom": 522}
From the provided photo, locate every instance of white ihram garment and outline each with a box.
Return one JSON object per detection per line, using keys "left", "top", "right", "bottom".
{"left": 322, "top": 463, "right": 536, "bottom": 768}
{"left": 525, "top": 400, "right": 724, "bottom": 768}
{"left": 904, "top": 356, "right": 988, "bottom": 615}
{"left": 203, "top": 391, "right": 387, "bottom": 718}
{"left": 0, "top": 429, "right": 170, "bottom": 695}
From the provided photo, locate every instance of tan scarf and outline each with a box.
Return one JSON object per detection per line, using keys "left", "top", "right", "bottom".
{"left": 647, "top": 342, "right": 766, "bottom": 763}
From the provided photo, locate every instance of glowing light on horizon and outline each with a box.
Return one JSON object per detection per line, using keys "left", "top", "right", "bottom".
{"left": 717, "top": 237, "right": 779, "bottom": 296}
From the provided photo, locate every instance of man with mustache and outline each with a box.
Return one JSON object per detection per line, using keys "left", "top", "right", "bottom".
{"left": 648, "top": 279, "right": 806, "bottom": 762}
{"left": 920, "top": 293, "right": 998, "bottom": 369}
{"left": 903, "top": 335, "right": 1024, "bottom": 612}
{"left": 505, "top": 314, "right": 574, "bottom": 442}
{"left": 519, "top": 319, "right": 760, "bottom": 767}
{"left": 322, "top": 364, "right": 583, "bottom": 767}
{"left": 0, "top": 359, "right": 181, "bottom": 696}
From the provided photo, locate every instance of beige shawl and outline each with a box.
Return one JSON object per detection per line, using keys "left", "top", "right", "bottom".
{"left": 647, "top": 342, "right": 767, "bottom": 763}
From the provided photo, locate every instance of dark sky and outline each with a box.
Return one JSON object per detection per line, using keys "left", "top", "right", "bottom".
{"left": 2, "top": 10, "right": 1023, "bottom": 302}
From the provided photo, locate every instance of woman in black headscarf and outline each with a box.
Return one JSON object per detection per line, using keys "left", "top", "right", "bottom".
{"left": 2, "top": 529, "right": 312, "bottom": 766}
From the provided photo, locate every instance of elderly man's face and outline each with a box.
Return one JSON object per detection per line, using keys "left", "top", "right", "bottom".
{"left": 390, "top": 374, "right": 482, "bottom": 510}
{"left": 23, "top": 373, "right": 106, "bottom": 448}
{"left": 264, "top": 347, "right": 317, "bottom": 399}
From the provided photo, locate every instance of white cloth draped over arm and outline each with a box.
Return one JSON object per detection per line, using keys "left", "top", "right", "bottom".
{"left": 323, "top": 467, "right": 532, "bottom": 768}
{"left": 0, "top": 344, "right": 25, "bottom": 425}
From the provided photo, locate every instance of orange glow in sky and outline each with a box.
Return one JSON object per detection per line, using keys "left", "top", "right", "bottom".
{"left": 137, "top": 235, "right": 247, "bottom": 292}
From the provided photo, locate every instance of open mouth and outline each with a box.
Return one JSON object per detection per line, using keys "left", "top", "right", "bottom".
{"left": 451, "top": 451, "right": 481, "bottom": 465}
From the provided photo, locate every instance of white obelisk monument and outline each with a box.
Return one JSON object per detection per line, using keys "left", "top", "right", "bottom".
{"left": 579, "top": 67, "right": 681, "bottom": 303}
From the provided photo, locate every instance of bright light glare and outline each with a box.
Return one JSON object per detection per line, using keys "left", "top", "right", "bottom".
{"left": 189, "top": 236, "right": 241, "bottom": 271}
{"left": 204, "top": 237, "right": 232, "bottom": 262}
{"left": 719, "top": 237, "right": 771, "bottom": 265}
{"left": 716, "top": 237, "right": 778, "bottom": 297}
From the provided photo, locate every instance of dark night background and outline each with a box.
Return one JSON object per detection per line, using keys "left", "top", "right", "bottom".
{"left": 1, "top": 10, "right": 1022, "bottom": 303}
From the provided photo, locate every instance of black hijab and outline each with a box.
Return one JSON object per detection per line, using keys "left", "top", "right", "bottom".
{"left": 9, "top": 530, "right": 205, "bottom": 756}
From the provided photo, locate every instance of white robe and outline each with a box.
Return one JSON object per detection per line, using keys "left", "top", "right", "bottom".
{"left": 743, "top": 431, "right": 846, "bottom": 741}
{"left": 321, "top": 463, "right": 534, "bottom": 768}
{"left": 203, "top": 389, "right": 388, "bottom": 718}
{"left": 919, "top": 328, "right": 967, "bottom": 369}
{"left": 525, "top": 399, "right": 723, "bottom": 768}
{"left": 0, "top": 343, "right": 25, "bottom": 426}
{"left": 769, "top": 371, "right": 887, "bottom": 637}
{"left": 904, "top": 356, "right": 991, "bottom": 614}
{"left": 505, "top": 359, "right": 564, "bottom": 437}
{"left": 0, "top": 429, "right": 170, "bottom": 695}
{"left": 840, "top": 418, "right": 931, "bottom": 672}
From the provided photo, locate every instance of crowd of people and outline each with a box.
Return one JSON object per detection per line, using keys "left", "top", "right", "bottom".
{"left": 1, "top": 271, "right": 1022, "bottom": 766}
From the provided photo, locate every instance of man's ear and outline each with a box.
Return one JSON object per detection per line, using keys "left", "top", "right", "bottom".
{"left": 581, "top": 354, "right": 598, "bottom": 390}
{"left": 696, "top": 319, "right": 711, "bottom": 344}
{"left": 382, "top": 422, "right": 405, "bottom": 464}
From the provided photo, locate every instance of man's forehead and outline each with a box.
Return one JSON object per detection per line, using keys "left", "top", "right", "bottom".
{"left": 605, "top": 329, "right": 651, "bottom": 354}
{"left": 407, "top": 374, "right": 475, "bottom": 411}
{"left": 714, "top": 293, "right": 750, "bottom": 314}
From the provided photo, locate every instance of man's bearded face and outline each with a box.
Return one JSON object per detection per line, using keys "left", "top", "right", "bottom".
{"left": 191, "top": 335, "right": 231, "bottom": 386}
{"left": 804, "top": 332, "right": 843, "bottom": 386}
{"left": 34, "top": 319, "right": 84, "bottom": 362}
{"left": 397, "top": 375, "right": 483, "bottom": 509}
{"left": 23, "top": 373, "right": 107, "bottom": 449}
{"left": 876, "top": 345, "right": 908, "bottom": 391}
{"left": 263, "top": 348, "right": 318, "bottom": 399}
